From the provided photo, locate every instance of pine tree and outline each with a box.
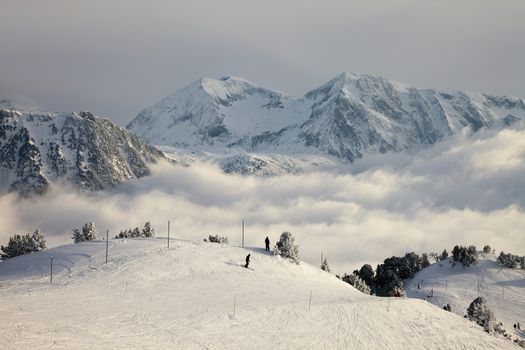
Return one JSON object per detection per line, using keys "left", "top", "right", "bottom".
{"left": 27, "top": 229, "right": 46, "bottom": 252}
{"left": 72, "top": 228, "right": 83, "bottom": 243}
{"left": 131, "top": 227, "right": 140, "bottom": 237}
{"left": 421, "top": 253, "right": 430, "bottom": 268}
{"left": 1, "top": 230, "right": 46, "bottom": 258}
{"left": 274, "top": 231, "right": 299, "bottom": 263}
{"left": 357, "top": 264, "right": 375, "bottom": 290}
{"left": 466, "top": 297, "right": 496, "bottom": 333}
{"left": 82, "top": 222, "right": 98, "bottom": 241}
{"left": 72, "top": 222, "right": 98, "bottom": 243}
{"left": 342, "top": 273, "right": 371, "bottom": 294}
{"left": 375, "top": 264, "right": 404, "bottom": 297}
{"left": 142, "top": 222, "right": 155, "bottom": 237}
{"left": 440, "top": 249, "right": 449, "bottom": 261}
{"left": 320, "top": 258, "right": 330, "bottom": 273}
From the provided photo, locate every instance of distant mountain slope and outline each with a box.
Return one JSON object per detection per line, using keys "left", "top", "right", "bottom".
{"left": 406, "top": 253, "right": 525, "bottom": 340}
{"left": 127, "top": 73, "right": 525, "bottom": 161}
{"left": 0, "top": 239, "right": 516, "bottom": 349}
{"left": 0, "top": 109, "right": 165, "bottom": 195}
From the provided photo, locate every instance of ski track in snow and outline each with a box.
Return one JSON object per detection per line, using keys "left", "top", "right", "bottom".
{"left": 0, "top": 239, "right": 520, "bottom": 349}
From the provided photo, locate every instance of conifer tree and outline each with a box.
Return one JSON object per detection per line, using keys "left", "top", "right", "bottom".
{"left": 320, "top": 258, "right": 330, "bottom": 273}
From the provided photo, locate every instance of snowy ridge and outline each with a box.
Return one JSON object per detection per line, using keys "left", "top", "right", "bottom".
{"left": 0, "top": 239, "right": 516, "bottom": 349}
{"left": 157, "top": 146, "right": 338, "bottom": 176}
{"left": 128, "top": 73, "right": 525, "bottom": 163}
{"left": 406, "top": 253, "right": 525, "bottom": 341}
{"left": 0, "top": 109, "right": 165, "bottom": 195}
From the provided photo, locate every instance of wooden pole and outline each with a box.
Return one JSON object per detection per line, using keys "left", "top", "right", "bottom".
{"left": 50, "top": 255, "right": 54, "bottom": 284}
{"left": 168, "top": 220, "right": 170, "bottom": 248}
{"left": 233, "top": 295, "right": 236, "bottom": 316}
{"left": 242, "top": 219, "right": 244, "bottom": 248}
{"left": 321, "top": 252, "right": 323, "bottom": 266}
{"left": 105, "top": 229, "right": 109, "bottom": 263}
{"left": 308, "top": 290, "right": 312, "bottom": 310}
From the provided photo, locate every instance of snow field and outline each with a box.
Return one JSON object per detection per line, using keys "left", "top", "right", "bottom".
{"left": 0, "top": 239, "right": 517, "bottom": 349}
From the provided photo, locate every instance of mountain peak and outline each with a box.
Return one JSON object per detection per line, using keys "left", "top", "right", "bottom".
{"left": 304, "top": 72, "right": 402, "bottom": 100}
{"left": 0, "top": 97, "right": 49, "bottom": 114}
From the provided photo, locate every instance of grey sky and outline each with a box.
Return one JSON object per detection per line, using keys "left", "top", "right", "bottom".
{"left": 1, "top": 0, "right": 524, "bottom": 126}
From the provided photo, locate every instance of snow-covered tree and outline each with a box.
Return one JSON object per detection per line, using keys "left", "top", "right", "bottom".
{"left": 421, "top": 253, "right": 430, "bottom": 268}
{"left": 466, "top": 297, "right": 496, "bottom": 333}
{"left": 357, "top": 264, "right": 375, "bottom": 290}
{"left": 72, "top": 222, "right": 98, "bottom": 243}
{"left": 451, "top": 245, "right": 478, "bottom": 267}
{"left": 131, "top": 227, "right": 141, "bottom": 237}
{"left": 483, "top": 245, "right": 491, "bottom": 253}
{"left": 342, "top": 273, "right": 371, "bottom": 294}
{"left": 497, "top": 251, "right": 524, "bottom": 269}
{"left": 440, "top": 249, "right": 449, "bottom": 261}
{"left": 207, "top": 234, "right": 228, "bottom": 244}
{"left": 274, "top": 231, "right": 299, "bottom": 263}
{"left": 320, "top": 258, "right": 330, "bottom": 273}
{"left": 375, "top": 263, "right": 404, "bottom": 297}
{"left": 142, "top": 221, "right": 155, "bottom": 237}
{"left": 1, "top": 230, "right": 47, "bottom": 258}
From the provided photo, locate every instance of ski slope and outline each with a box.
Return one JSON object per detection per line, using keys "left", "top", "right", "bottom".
{"left": 406, "top": 253, "right": 525, "bottom": 341}
{"left": 0, "top": 239, "right": 517, "bottom": 349}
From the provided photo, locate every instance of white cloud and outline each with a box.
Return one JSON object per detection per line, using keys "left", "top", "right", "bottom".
{"left": 1, "top": 127, "right": 524, "bottom": 274}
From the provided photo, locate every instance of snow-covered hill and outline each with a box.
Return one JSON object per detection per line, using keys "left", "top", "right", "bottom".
{"left": 0, "top": 239, "right": 517, "bottom": 349}
{"left": 406, "top": 253, "right": 525, "bottom": 341}
{"left": 0, "top": 109, "right": 165, "bottom": 195}
{"left": 127, "top": 73, "right": 525, "bottom": 165}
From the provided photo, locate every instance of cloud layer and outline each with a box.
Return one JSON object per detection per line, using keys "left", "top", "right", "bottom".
{"left": 1, "top": 127, "right": 525, "bottom": 273}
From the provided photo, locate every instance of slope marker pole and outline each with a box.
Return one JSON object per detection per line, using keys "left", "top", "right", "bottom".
{"left": 308, "top": 290, "right": 312, "bottom": 310}
{"left": 233, "top": 296, "right": 236, "bottom": 316}
{"left": 242, "top": 219, "right": 245, "bottom": 248}
{"left": 50, "top": 255, "right": 54, "bottom": 284}
{"left": 168, "top": 220, "right": 170, "bottom": 248}
{"left": 105, "top": 229, "right": 109, "bottom": 263}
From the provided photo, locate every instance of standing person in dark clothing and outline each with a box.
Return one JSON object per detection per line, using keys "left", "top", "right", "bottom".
{"left": 265, "top": 236, "right": 270, "bottom": 251}
{"left": 245, "top": 254, "right": 251, "bottom": 268}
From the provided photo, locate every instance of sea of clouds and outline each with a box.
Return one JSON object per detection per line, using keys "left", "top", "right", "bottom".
{"left": 1, "top": 126, "right": 524, "bottom": 274}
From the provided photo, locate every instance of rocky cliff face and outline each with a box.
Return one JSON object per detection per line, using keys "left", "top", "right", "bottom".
{"left": 127, "top": 73, "right": 525, "bottom": 162}
{"left": 0, "top": 109, "right": 165, "bottom": 195}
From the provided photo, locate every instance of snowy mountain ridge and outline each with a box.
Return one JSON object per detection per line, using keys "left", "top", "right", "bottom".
{"left": 0, "top": 109, "right": 165, "bottom": 195}
{"left": 128, "top": 73, "right": 525, "bottom": 164}
{"left": 0, "top": 238, "right": 518, "bottom": 349}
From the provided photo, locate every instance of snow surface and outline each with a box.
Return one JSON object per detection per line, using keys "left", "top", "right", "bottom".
{"left": 0, "top": 239, "right": 517, "bottom": 349}
{"left": 406, "top": 253, "right": 525, "bottom": 340}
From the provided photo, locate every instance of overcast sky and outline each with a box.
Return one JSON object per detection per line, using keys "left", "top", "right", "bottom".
{"left": 1, "top": 0, "right": 524, "bottom": 126}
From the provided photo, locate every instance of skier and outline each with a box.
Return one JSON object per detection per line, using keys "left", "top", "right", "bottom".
{"left": 245, "top": 254, "right": 251, "bottom": 268}
{"left": 265, "top": 236, "right": 270, "bottom": 251}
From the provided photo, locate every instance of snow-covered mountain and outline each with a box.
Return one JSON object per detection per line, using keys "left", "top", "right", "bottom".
{"left": 0, "top": 238, "right": 517, "bottom": 349}
{"left": 0, "top": 109, "right": 165, "bottom": 195}
{"left": 406, "top": 253, "right": 525, "bottom": 341}
{"left": 128, "top": 73, "right": 525, "bottom": 163}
